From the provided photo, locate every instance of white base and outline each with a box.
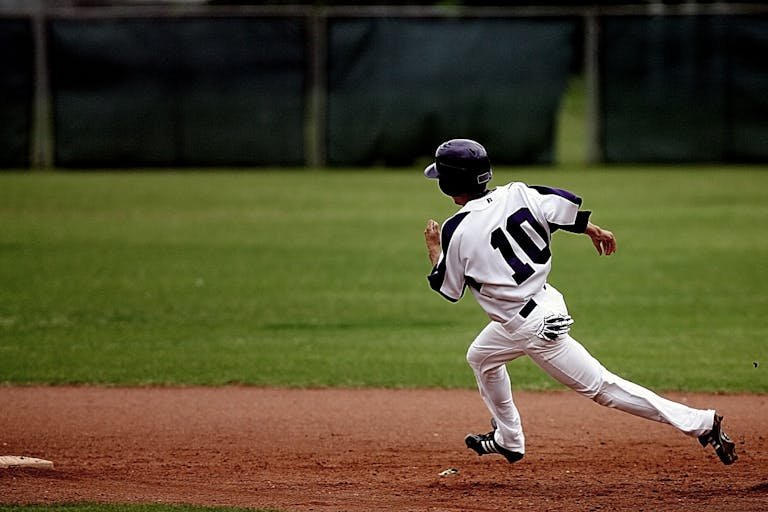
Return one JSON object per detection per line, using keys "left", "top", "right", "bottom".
{"left": 0, "top": 455, "right": 54, "bottom": 469}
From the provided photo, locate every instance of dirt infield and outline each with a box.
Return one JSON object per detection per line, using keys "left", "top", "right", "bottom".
{"left": 1, "top": 387, "right": 766, "bottom": 511}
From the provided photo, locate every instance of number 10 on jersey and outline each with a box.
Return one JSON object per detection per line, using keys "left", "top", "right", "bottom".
{"left": 490, "top": 207, "right": 551, "bottom": 285}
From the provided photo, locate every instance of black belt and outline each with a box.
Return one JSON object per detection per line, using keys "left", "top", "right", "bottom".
{"left": 519, "top": 299, "right": 537, "bottom": 318}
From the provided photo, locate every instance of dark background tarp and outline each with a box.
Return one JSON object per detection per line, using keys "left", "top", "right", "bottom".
{"left": 7, "top": 11, "right": 768, "bottom": 168}
{"left": 0, "top": 19, "right": 33, "bottom": 168}
{"left": 49, "top": 17, "right": 306, "bottom": 167}
{"left": 326, "top": 17, "right": 576, "bottom": 166}
{"left": 601, "top": 15, "right": 768, "bottom": 163}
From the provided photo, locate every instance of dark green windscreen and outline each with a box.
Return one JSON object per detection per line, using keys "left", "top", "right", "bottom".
{"left": 327, "top": 17, "right": 576, "bottom": 166}
{"left": 50, "top": 17, "right": 306, "bottom": 167}
{"left": 601, "top": 15, "right": 768, "bottom": 163}
{"left": 0, "top": 19, "right": 33, "bottom": 169}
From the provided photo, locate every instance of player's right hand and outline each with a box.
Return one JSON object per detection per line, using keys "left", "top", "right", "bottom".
{"left": 424, "top": 219, "right": 441, "bottom": 266}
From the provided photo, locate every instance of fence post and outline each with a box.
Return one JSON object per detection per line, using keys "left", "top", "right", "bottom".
{"left": 305, "top": 8, "right": 327, "bottom": 168}
{"left": 584, "top": 11, "right": 602, "bottom": 165}
{"left": 30, "top": 1, "right": 54, "bottom": 170}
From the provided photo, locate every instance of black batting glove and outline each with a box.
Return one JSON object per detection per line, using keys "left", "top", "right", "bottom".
{"left": 537, "top": 314, "right": 574, "bottom": 341}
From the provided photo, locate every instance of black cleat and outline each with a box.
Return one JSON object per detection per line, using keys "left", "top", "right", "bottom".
{"left": 464, "top": 421, "right": 524, "bottom": 464}
{"left": 698, "top": 414, "right": 738, "bottom": 465}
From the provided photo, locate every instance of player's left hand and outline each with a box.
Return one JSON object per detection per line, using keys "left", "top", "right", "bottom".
{"left": 585, "top": 222, "right": 617, "bottom": 256}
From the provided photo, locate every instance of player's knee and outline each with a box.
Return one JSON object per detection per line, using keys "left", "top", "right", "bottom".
{"left": 592, "top": 385, "right": 612, "bottom": 406}
{"left": 466, "top": 349, "right": 506, "bottom": 382}
{"left": 562, "top": 367, "right": 607, "bottom": 402}
{"left": 590, "top": 370, "right": 619, "bottom": 406}
{"left": 466, "top": 345, "right": 483, "bottom": 370}
{"left": 466, "top": 344, "right": 498, "bottom": 374}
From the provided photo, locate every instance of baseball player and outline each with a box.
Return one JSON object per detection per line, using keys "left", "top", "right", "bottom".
{"left": 422, "top": 138, "right": 737, "bottom": 465}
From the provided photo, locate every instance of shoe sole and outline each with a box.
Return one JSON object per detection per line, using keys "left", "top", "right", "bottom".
{"left": 699, "top": 415, "right": 738, "bottom": 465}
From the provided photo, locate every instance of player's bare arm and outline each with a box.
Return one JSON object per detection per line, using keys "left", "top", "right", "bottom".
{"left": 585, "top": 221, "right": 617, "bottom": 256}
{"left": 424, "top": 219, "right": 441, "bottom": 266}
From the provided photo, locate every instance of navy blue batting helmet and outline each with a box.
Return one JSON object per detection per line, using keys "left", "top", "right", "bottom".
{"left": 424, "top": 139, "right": 492, "bottom": 197}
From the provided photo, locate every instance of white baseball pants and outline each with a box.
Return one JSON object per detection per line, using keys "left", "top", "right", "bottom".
{"left": 466, "top": 284, "right": 715, "bottom": 454}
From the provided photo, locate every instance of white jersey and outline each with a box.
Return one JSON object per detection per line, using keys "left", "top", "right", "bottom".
{"left": 428, "top": 182, "right": 591, "bottom": 323}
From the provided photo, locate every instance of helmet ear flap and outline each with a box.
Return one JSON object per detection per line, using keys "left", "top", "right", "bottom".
{"left": 437, "top": 165, "right": 491, "bottom": 197}
{"left": 437, "top": 179, "right": 455, "bottom": 197}
{"left": 437, "top": 176, "right": 463, "bottom": 196}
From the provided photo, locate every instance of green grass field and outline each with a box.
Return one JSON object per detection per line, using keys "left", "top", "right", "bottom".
{"left": 1, "top": 166, "right": 766, "bottom": 392}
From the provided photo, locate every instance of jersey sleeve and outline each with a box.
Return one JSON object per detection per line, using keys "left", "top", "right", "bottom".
{"left": 427, "top": 212, "right": 470, "bottom": 302}
{"left": 528, "top": 185, "right": 591, "bottom": 233}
